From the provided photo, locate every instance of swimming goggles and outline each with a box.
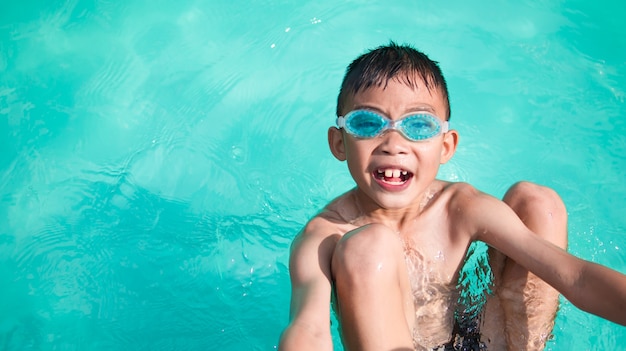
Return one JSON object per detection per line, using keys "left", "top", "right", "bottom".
{"left": 336, "top": 109, "right": 449, "bottom": 141}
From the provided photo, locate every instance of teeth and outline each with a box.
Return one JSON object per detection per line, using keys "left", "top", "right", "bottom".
{"left": 380, "top": 168, "right": 406, "bottom": 178}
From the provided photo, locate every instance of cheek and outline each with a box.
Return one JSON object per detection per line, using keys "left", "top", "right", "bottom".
{"left": 345, "top": 150, "right": 369, "bottom": 172}
{"left": 415, "top": 142, "right": 441, "bottom": 157}
{"left": 345, "top": 140, "right": 373, "bottom": 159}
{"left": 344, "top": 142, "right": 376, "bottom": 175}
{"left": 414, "top": 144, "right": 445, "bottom": 170}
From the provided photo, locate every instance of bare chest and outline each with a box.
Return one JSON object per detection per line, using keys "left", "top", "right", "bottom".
{"left": 400, "top": 222, "right": 470, "bottom": 285}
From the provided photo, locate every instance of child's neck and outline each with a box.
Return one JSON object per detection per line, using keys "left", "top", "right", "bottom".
{"left": 351, "top": 184, "right": 441, "bottom": 232}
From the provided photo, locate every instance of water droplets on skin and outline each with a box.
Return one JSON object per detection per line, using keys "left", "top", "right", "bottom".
{"left": 435, "top": 250, "right": 444, "bottom": 261}
{"left": 403, "top": 244, "right": 458, "bottom": 348}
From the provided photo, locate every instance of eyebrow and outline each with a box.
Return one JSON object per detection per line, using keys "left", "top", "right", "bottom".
{"left": 351, "top": 104, "right": 437, "bottom": 117}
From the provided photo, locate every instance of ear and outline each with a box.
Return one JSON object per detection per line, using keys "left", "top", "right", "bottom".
{"left": 440, "top": 129, "right": 459, "bottom": 164}
{"left": 328, "top": 127, "right": 346, "bottom": 161}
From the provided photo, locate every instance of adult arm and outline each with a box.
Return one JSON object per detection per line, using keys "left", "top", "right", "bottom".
{"left": 279, "top": 221, "right": 339, "bottom": 351}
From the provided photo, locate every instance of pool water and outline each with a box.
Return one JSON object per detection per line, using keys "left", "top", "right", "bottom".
{"left": 1, "top": 0, "right": 625, "bottom": 350}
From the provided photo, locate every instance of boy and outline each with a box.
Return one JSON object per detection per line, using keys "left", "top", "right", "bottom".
{"left": 279, "top": 42, "right": 626, "bottom": 350}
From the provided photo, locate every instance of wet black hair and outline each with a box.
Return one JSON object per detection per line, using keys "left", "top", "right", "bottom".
{"left": 336, "top": 41, "right": 451, "bottom": 120}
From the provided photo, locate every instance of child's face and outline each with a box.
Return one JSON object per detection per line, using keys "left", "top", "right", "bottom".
{"left": 329, "top": 78, "right": 458, "bottom": 210}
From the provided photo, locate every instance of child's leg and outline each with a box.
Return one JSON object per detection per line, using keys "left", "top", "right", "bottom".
{"left": 483, "top": 181, "right": 568, "bottom": 350}
{"left": 331, "top": 223, "right": 415, "bottom": 351}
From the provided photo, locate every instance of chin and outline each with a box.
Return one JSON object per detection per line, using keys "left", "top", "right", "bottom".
{"left": 372, "top": 193, "right": 416, "bottom": 210}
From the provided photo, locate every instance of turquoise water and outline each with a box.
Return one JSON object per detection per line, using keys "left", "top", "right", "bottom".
{"left": 1, "top": 0, "right": 625, "bottom": 350}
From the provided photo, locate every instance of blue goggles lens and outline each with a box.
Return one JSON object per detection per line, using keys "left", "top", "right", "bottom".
{"left": 336, "top": 110, "right": 449, "bottom": 141}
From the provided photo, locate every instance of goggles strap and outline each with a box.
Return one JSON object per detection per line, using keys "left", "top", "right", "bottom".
{"left": 336, "top": 116, "right": 346, "bottom": 129}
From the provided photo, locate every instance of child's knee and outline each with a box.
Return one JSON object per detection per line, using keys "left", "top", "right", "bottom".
{"left": 504, "top": 182, "right": 565, "bottom": 216}
{"left": 504, "top": 181, "right": 568, "bottom": 247}
{"left": 332, "top": 224, "right": 404, "bottom": 281}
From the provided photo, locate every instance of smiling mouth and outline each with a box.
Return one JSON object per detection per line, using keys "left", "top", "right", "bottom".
{"left": 374, "top": 168, "right": 413, "bottom": 185}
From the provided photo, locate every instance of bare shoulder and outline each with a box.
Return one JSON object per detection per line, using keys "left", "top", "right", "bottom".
{"left": 289, "top": 192, "right": 356, "bottom": 280}
{"left": 291, "top": 215, "right": 341, "bottom": 254}
{"left": 442, "top": 181, "right": 481, "bottom": 198}
{"left": 438, "top": 181, "right": 509, "bottom": 237}
{"left": 436, "top": 181, "right": 486, "bottom": 213}
{"left": 441, "top": 181, "right": 495, "bottom": 207}
{"left": 293, "top": 190, "right": 357, "bottom": 247}
{"left": 442, "top": 181, "right": 543, "bottom": 248}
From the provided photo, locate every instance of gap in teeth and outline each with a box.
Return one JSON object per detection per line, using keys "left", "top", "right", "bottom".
{"left": 380, "top": 169, "right": 408, "bottom": 178}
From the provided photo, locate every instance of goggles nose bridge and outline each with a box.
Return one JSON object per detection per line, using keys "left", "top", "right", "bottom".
{"left": 382, "top": 119, "right": 405, "bottom": 136}
{"left": 386, "top": 118, "right": 400, "bottom": 130}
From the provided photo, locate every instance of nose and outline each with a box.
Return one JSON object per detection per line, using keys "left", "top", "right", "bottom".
{"left": 377, "top": 130, "right": 410, "bottom": 155}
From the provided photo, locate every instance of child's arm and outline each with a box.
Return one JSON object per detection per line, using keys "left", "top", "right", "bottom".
{"left": 279, "top": 221, "right": 338, "bottom": 351}
{"left": 459, "top": 186, "right": 626, "bottom": 325}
